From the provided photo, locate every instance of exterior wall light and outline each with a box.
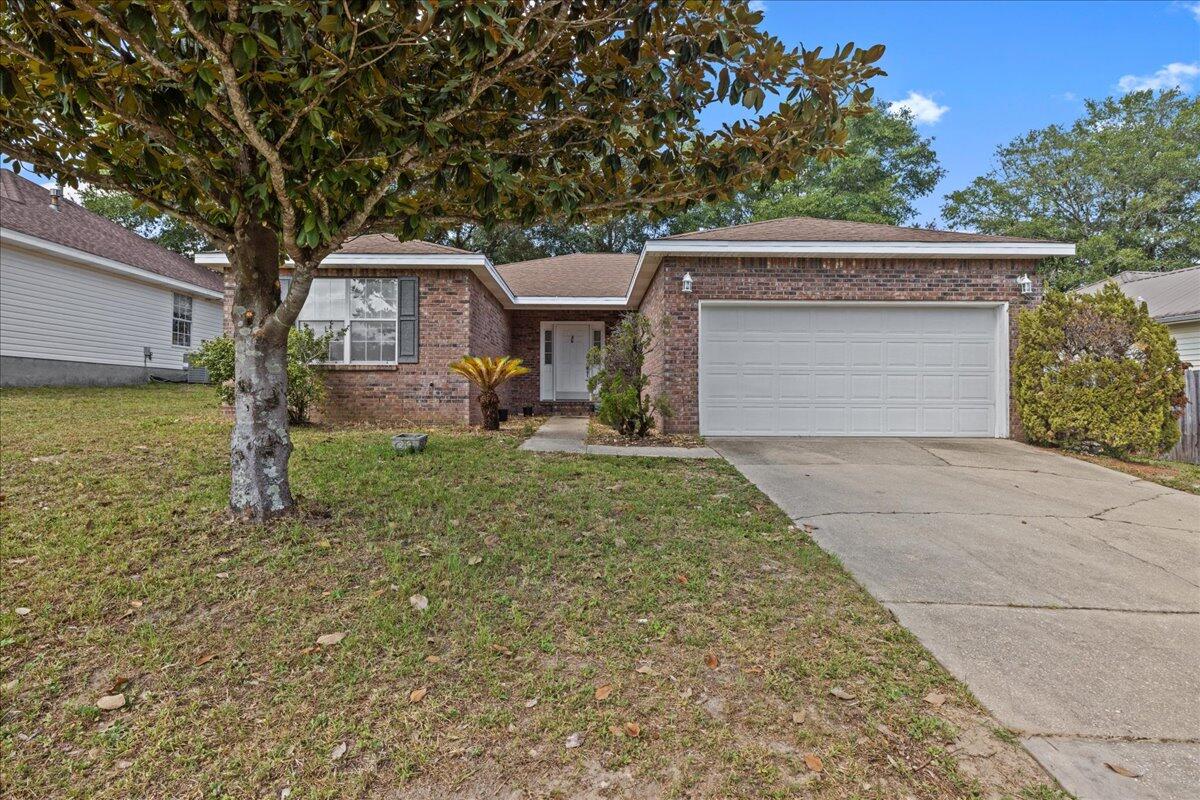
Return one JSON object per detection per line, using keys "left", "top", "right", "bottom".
{"left": 682, "top": 272, "right": 694, "bottom": 293}
{"left": 1016, "top": 274, "right": 1034, "bottom": 296}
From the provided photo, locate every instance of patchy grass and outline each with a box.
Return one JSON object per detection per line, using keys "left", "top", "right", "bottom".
{"left": 586, "top": 418, "right": 707, "bottom": 449}
{"left": 1, "top": 385, "right": 1061, "bottom": 799}
{"left": 1048, "top": 448, "right": 1200, "bottom": 495}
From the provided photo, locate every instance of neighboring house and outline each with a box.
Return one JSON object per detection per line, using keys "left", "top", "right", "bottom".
{"left": 1078, "top": 268, "right": 1200, "bottom": 366}
{"left": 0, "top": 171, "right": 223, "bottom": 386}
{"left": 202, "top": 216, "right": 1073, "bottom": 436}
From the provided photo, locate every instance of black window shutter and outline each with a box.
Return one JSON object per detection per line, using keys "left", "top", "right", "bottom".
{"left": 397, "top": 277, "right": 418, "bottom": 363}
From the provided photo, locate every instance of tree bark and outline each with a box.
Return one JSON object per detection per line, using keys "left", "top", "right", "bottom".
{"left": 228, "top": 223, "right": 294, "bottom": 521}
{"left": 479, "top": 389, "right": 500, "bottom": 431}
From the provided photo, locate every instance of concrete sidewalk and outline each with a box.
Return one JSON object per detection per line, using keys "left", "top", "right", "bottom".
{"left": 713, "top": 436, "right": 1200, "bottom": 800}
{"left": 519, "top": 417, "right": 719, "bottom": 459}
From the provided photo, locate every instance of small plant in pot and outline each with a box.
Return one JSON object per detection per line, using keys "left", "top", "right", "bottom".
{"left": 449, "top": 356, "right": 530, "bottom": 431}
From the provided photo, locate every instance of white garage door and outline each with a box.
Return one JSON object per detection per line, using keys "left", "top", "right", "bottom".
{"left": 699, "top": 303, "right": 1004, "bottom": 437}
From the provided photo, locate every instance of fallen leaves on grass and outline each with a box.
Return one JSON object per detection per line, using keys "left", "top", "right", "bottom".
{"left": 829, "top": 687, "right": 856, "bottom": 701}
{"left": 923, "top": 691, "right": 947, "bottom": 707}
{"left": 408, "top": 594, "right": 429, "bottom": 612}
{"left": 467, "top": 555, "right": 482, "bottom": 566}
{"left": 803, "top": 753, "right": 824, "bottom": 773}
{"left": 316, "top": 632, "right": 346, "bottom": 647}
{"left": 194, "top": 653, "right": 217, "bottom": 667}
{"left": 96, "top": 694, "right": 126, "bottom": 711}
{"left": 409, "top": 687, "right": 428, "bottom": 703}
{"left": 705, "top": 653, "right": 720, "bottom": 669}
{"left": 330, "top": 742, "right": 347, "bottom": 761}
{"left": 791, "top": 710, "right": 807, "bottom": 724}
{"left": 623, "top": 721, "right": 641, "bottom": 738}
{"left": 564, "top": 732, "right": 583, "bottom": 749}
{"left": 14, "top": 607, "right": 30, "bottom": 616}
{"left": 594, "top": 684, "right": 613, "bottom": 701}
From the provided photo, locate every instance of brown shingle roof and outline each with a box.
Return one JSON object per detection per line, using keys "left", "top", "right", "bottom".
{"left": 335, "top": 234, "right": 475, "bottom": 255}
{"left": 0, "top": 170, "right": 222, "bottom": 292}
{"left": 664, "top": 215, "right": 1059, "bottom": 244}
{"left": 496, "top": 253, "right": 637, "bottom": 297}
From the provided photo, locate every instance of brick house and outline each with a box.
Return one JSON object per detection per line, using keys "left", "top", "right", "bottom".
{"left": 199, "top": 216, "right": 1073, "bottom": 436}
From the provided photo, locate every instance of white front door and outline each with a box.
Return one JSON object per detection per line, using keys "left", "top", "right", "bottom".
{"left": 699, "top": 303, "right": 1005, "bottom": 437}
{"left": 554, "top": 324, "right": 592, "bottom": 400}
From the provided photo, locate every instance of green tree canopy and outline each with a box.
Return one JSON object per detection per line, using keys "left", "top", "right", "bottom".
{"left": 942, "top": 90, "right": 1200, "bottom": 290}
{"left": 79, "top": 187, "right": 210, "bottom": 255}
{"left": 0, "top": 1, "right": 884, "bottom": 519}
{"left": 441, "top": 102, "right": 942, "bottom": 262}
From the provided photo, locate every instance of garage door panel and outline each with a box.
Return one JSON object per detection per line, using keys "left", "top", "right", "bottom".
{"left": 850, "top": 374, "right": 883, "bottom": 400}
{"left": 700, "top": 304, "right": 1002, "bottom": 437}
{"left": 886, "top": 341, "right": 920, "bottom": 368}
{"left": 814, "top": 341, "right": 848, "bottom": 365}
{"left": 814, "top": 373, "right": 847, "bottom": 398}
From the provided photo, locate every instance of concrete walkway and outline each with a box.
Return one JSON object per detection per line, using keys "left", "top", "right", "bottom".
{"left": 519, "top": 416, "right": 719, "bottom": 459}
{"left": 712, "top": 436, "right": 1200, "bottom": 800}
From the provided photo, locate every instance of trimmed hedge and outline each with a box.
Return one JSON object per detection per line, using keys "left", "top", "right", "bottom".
{"left": 1013, "top": 283, "right": 1186, "bottom": 457}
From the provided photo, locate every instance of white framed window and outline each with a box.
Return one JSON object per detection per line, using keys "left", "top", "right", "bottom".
{"left": 293, "top": 277, "right": 418, "bottom": 364}
{"left": 172, "top": 293, "right": 193, "bottom": 346}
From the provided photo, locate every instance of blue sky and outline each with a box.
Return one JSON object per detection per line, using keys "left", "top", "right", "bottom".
{"left": 12, "top": 1, "right": 1199, "bottom": 229}
{"left": 710, "top": 0, "right": 1200, "bottom": 224}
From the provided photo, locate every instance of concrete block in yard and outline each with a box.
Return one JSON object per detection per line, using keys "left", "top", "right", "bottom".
{"left": 392, "top": 434, "right": 428, "bottom": 454}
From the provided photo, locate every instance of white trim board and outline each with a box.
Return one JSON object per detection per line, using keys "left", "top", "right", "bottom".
{"left": 696, "top": 300, "right": 1010, "bottom": 438}
{"left": 196, "top": 237, "right": 1073, "bottom": 311}
{"left": 2, "top": 228, "right": 223, "bottom": 299}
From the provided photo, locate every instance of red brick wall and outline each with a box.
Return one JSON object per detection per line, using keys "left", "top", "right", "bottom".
{"left": 466, "top": 274, "right": 513, "bottom": 424}
{"left": 643, "top": 256, "right": 1044, "bottom": 435}
{"left": 224, "top": 267, "right": 475, "bottom": 424}
{"left": 507, "top": 310, "right": 625, "bottom": 413}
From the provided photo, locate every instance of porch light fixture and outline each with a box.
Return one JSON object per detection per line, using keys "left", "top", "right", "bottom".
{"left": 1016, "top": 274, "right": 1034, "bottom": 296}
{"left": 681, "top": 272, "right": 694, "bottom": 293}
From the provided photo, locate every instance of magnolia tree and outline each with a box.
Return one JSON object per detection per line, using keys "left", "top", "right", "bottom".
{"left": 0, "top": 1, "right": 884, "bottom": 520}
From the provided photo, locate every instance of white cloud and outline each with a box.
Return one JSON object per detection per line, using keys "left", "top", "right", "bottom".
{"left": 886, "top": 91, "right": 949, "bottom": 125}
{"left": 748, "top": 1, "right": 767, "bottom": 12}
{"left": 1179, "top": 2, "right": 1200, "bottom": 23}
{"left": 1116, "top": 61, "right": 1199, "bottom": 93}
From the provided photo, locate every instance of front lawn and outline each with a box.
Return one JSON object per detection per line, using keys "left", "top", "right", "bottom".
{"left": 1, "top": 386, "right": 1061, "bottom": 799}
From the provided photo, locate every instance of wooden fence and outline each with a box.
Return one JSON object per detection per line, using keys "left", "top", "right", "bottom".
{"left": 1165, "top": 368, "right": 1200, "bottom": 464}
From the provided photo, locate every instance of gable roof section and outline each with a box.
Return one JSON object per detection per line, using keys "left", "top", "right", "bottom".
{"left": 665, "top": 215, "right": 1057, "bottom": 244}
{"left": 496, "top": 253, "right": 638, "bottom": 298}
{"left": 1078, "top": 267, "right": 1200, "bottom": 322}
{"left": 0, "top": 170, "right": 222, "bottom": 293}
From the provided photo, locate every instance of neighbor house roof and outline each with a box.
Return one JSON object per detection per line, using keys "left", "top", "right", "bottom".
{"left": 1078, "top": 267, "right": 1200, "bottom": 323}
{"left": 0, "top": 169, "right": 222, "bottom": 293}
{"left": 495, "top": 253, "right": 638, "bottom": 298}
{"left": 334, "top": 234, "right": 475, "bottom": 255}
{"left": 664, "top": 215, "right": 1058, "bottom": 244}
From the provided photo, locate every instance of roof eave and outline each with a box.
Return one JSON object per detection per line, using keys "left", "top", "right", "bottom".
{"left": 3, "top": 227, "right": 223, "bottom": 298}
{"left": 622, "top": 239, "right": 1075, "bottom": 308}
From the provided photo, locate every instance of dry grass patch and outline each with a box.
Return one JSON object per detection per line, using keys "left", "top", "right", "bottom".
{"left": 586, "top": 418, "right": 707, "bottom": 449}
{"left": 1, "top": 385, "right": 1065, "bottom": 799}
{"left": 1046, "top": 447, "right": 1200, "bottom": 494}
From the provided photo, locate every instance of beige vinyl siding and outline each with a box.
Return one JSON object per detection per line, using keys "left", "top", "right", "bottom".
{"left": 0, "top": 242, "right": 222, "bottom": 371}
{"left": 1168, "top": 320, "right": 1200, "bottom": 366}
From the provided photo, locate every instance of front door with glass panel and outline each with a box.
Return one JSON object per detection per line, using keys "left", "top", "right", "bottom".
{"left": 553, "top": 324, "right": 592, "bottom": 400}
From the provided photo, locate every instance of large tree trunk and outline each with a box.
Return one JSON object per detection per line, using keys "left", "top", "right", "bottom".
{"left": 228, "top": 223, "right": 294, "bottom": 521}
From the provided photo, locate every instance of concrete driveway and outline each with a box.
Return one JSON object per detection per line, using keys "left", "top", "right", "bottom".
{"left": 713, "top": 437, "right": 1200, "bottom": 800}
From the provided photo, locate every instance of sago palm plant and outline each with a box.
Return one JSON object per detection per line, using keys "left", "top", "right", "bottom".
{"left": 449, "top": 356, "right": 530, "bottom": 431}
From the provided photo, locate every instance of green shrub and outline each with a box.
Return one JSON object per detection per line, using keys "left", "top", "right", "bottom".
{"left": 187, "top": 326, "right": 338, "bottom": 424}
{"left": 1013, "top": 284, "right": 1186, "bottom": 457}
{"left": 586, "top": 312, "right": 672, "bottom": 438}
